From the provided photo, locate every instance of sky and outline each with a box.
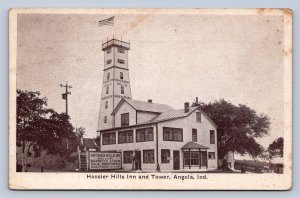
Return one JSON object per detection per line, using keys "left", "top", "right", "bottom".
{"left": 16, "top": 12, "right": 284, "bottom": 148}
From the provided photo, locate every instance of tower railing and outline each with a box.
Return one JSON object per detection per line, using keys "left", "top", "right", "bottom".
{"left": 102, "top": 38, "right": 130, "bottom": 51}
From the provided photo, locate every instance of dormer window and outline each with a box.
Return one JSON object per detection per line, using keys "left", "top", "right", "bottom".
{"left": 118, "top": 59, "right": 125, "bottom": 64}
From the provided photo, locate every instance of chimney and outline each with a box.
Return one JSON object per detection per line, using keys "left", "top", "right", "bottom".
{"left": 148, "top": 99, "right": 152, "bottom": 103}
{"left": 184, "top": 102, "right": 190, "bottom": 113}
{"left": 196, "top": 97, "right": 198, "bottom": 103}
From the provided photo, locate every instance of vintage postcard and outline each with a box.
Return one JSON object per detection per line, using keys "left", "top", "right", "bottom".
{"left": 9, "top": 8, "right": 292, "bottom": 190}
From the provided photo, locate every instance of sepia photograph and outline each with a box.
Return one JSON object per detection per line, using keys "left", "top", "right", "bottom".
{"left": 9, "top": 8, "right": 292, "bottom": 190}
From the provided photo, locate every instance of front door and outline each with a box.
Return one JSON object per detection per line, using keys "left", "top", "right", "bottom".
{"left": 173, "top": 150, "right": 180, "bottom": 170}
{"left": 134, "top": 151, "right": 141, "bottom": 170}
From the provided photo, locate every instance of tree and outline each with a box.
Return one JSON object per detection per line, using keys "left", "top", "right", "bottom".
{"left": 17, "top": 89, "right": 74, "bottom": 171}
{"left": 268, "top": 137, "right": 283, "bottom": 159}
{"left": 75, "top": 126, "right": 86, "bottom": 151}
{"left": 192, "top": 99, "right": 270, "bottom": 167}
{"left": 76, "top": 127, "right": 86, "bottom": 138}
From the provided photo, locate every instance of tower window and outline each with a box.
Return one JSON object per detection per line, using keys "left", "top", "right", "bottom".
{"left": 107, "top": 48, "right": 111, "bottom": 54}
{"left": 120, "top": 72, "right": 123, "bottom": 80}
{"left": 118, "top": 48, "right": 125, "bottom": 54}
{"left": 121, "top": 86, "right": 124, "bottom": 94}
{"left": 106, "top": 59, "right": 112, "bottom": 65}
{"left": 104, "top": 116, "right": 107, "bottom": 123}
{"left": 107, "top": 72, "right": 110, "bottom": 80}
{"left": 106, "top": 86, "right": 109, "bottom": 94}
{"left": 105, "top": 101, "right": 108, "bottom": 109}
{"left": 117, "top": 59, "right": 125, "bottom": 64}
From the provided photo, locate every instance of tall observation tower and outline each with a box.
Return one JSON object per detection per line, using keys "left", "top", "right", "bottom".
{"left": 97, "top": 38, "right": 132, "bottom": 130}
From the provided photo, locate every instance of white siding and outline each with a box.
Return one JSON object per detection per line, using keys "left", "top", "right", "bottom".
{"left": 157, "top": 110, "right": 218, "bottom": 171}
{"left": 101, "top": 109, "right": 218, "bottom": 171}
{"left": 100, "top": 124, "right": 157, "bottom": 171}
{"left": 137, "top": 111, "right": 159, "bottom": 124}
{"left": 114, "top": 102, "right": 136, "bottom": 128}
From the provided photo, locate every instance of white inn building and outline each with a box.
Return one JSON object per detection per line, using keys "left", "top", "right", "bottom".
{"left": 96, "top": 38, "right": 218, "bottom": 172}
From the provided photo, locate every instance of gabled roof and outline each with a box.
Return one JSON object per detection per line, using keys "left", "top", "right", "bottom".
{"left": 99, "top": 105, "right": 218, "bottom": 133}
{"left": 83, "top": 138, "right": 98, "bottom": 150}
{"left": 111, "top": 98, "right": 174, "bottom": 115}
{"left": 147, "top": 106, "right": 218, "bottom": 128}
{"left": 149, "top": 106, "right": 198, "bottom": 123}
{"left": 182, "top": 141, "right": 209, "bottom": 149}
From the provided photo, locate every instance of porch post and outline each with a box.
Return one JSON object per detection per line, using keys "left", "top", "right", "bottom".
{"left": 189, "top": 148, "right": 191, "bottom": 169}
{"left": 206, "top": 150, "right": 208, "bottom": 169}
{"left": 199, "top": 149, "right": 201, "bottom": 168}
{"left": 200, "top": 151, "right": 202, "bottom": 169}
{"left": 182, "top": 150, "right": 184, "bottom": 169}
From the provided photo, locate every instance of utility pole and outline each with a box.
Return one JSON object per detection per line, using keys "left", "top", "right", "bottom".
{"left": 60, "top": 82, "right": 72, "bottom": 116}
{"left": 60, "top": 82, "right": 72, "bottom": 150}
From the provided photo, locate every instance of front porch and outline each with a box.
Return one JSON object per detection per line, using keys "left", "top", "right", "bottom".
{"left": 181, "top": 141, "right": 210, "bottom": 170}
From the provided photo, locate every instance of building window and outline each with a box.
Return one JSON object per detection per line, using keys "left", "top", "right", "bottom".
{"left": 163, "top": 127, "right": 183, "bottom": 142}
{"left": 120, "top": 72, "right": 123, "bottom": 80}
{"left": 106, "top": 86, "right": 109, "bottom": 94}
{"left": 118, "top": 59, "right": 125, "bottom": 64}
{"left": 106, "top": 59, "right": 112, "bottom": 65}
{"left": 104, "top": 116, "right": 107, "bottom": 123}
{"left": 118, "top": 47, "right": 125, "bottom": 53}
{"left": 192, "top": 129, "right": 197, "bottom": 142}
{"left": 190, "top": 151, "right": 199, "bottom": 165}
{"left": 184, "top": 152, "right": 190, "bottom": 166}
{"left": 210, "top": 130, "right": 215, "bottom": 144}
{"left": 106, "top": 48, "right": 111, "bottom": 54}
{"left": 208, "top": 152, "right": 215, "bottom": 160}
{"left": 102, "top": 132, "right": 116, "bottom": 145}
{"left": 121, "top": 113, "right": 129, "bottom": 127}
{"left": 123, "top": 151, "right": 133, "bottom": 164}
{"left": 161, "top": 149, "right": 170, "bottom": 163}
{"left": 105, "top": 101, "right": 108, "bottom": 109}
{"left": 136, "top": 127, "right": 153, "bottom": 142}
{"left": 183, "top": 151, "right": 200, "bottom": 166}
{"left": 118, "top": 130, "right": 133, "bottom": 144}
{"left": 196, "top": 112, "right": 201, "bottom": 123}
{"left": 121, "top": 86, "right": 124, "bottom": 94}
{"left": 143, "top": 150, "right": 154, "bottom": 163}
{"left": 107, "top": 72, "right": 110, "bottom": 80}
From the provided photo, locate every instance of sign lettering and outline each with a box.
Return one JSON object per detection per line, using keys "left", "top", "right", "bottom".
{"left": 89, "top": 152, "right": 122, "bottom": 170}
